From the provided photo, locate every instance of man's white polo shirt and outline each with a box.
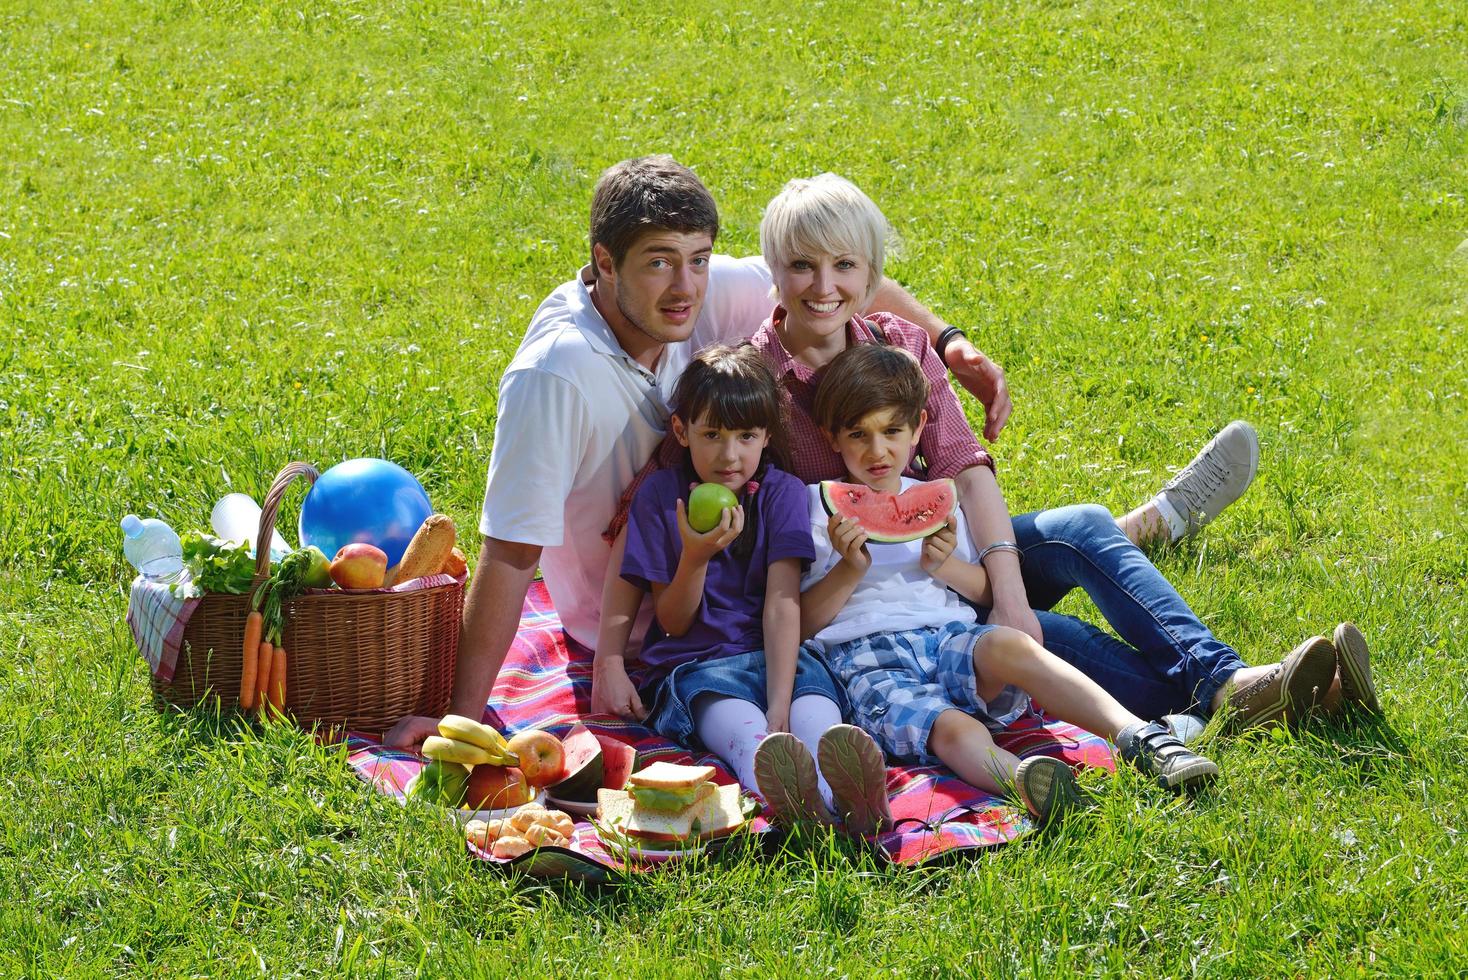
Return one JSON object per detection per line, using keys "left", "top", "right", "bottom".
{"left": 480, "top": 255, "right": 773, "bottom": 650}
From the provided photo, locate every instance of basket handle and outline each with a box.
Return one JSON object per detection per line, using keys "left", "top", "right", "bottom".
{"left": 253, "top": 461, "right": 320, "bottom": 582}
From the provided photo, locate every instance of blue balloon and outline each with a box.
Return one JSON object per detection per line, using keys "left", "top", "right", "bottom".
{"left": 299, "top": 458, "right": 433, "bottom": 569}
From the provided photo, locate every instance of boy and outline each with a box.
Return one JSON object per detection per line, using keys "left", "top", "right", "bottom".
{"left": 795, "top": 344, "right": 1221, "bottom": 827}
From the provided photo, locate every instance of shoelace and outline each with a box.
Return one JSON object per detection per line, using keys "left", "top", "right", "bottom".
{"left": 1160, "top": 447, "right": 1231, "bottom": 517}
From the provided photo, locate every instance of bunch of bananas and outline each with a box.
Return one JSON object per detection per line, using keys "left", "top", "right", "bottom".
{"left": 422, "top": 715, "right": 517, "bottom": 767}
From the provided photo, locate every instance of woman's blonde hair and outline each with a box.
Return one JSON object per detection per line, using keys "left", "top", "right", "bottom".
{"left": 760, "top": 173, "right": 888, "bottom": 307}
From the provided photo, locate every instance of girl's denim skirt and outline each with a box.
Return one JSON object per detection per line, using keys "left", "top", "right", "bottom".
{"left": 636, "top": 647, "right": 848, "bottom": 750}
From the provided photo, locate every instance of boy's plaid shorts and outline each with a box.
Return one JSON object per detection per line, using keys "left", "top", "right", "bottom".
{"left": 822, "top": 621, "right": 1031, "bottom": 764}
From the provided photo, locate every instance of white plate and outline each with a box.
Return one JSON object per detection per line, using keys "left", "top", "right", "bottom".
{"left": 543, "top": 794, "right": 600, "bottom": 818}
{"left": 449, "top": 788, "right": 547, "bottom": 823}
{"left": 590, "top": 822, "right": 710, "bottom": 863}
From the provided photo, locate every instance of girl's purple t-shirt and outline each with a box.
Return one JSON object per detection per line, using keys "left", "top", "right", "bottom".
{"left": 621, "top": 466, "right": 815, "bottom": 678}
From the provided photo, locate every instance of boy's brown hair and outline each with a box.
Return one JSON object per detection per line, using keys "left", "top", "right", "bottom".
{"left": 813, "top": 344, "right": 928, "bottom": 435}
{"left": 589, "top": 155, "right": 720, "bottom": 269}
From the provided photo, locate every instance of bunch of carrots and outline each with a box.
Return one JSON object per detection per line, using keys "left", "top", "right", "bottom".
{"left": 237, "top": 547, "right": 317, "bottom": 717}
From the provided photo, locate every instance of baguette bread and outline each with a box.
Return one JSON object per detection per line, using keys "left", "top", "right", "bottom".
{"left": 385, "top": 514, "right": 456, "bottom": 587}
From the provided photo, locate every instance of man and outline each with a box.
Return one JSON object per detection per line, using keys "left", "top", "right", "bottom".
{"left": 385, "top": 156, "right": 1259, "bottom": 746}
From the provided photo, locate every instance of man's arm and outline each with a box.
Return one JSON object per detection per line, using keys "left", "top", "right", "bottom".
{"left": 383, "top": 536, "right": 540, "bottom": 748}
{"left": 867, "top": 278, "right": 1012, "bottom": 441}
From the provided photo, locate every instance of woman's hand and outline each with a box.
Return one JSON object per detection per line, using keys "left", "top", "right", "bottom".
{"left": 987, "top": 601, "right": 1044, "bottom": 647}
{"left": 827, "top": 515, "right": 872, "bottom": 574}
{"left": 920, "top": 519, "right": 959, "bottom": 574}
{"left": 675, "top": 497, "right": 744, "bottom": 565}
{"left": 591, "top": 657, "right": 647, "bottom": 720}
{"left": 945, "top": 339, "right": 1012, "bottom": 442}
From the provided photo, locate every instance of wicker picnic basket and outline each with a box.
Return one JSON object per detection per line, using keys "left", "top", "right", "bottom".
{"left": 150, "top": 461, "right": 462, "bottom": 735}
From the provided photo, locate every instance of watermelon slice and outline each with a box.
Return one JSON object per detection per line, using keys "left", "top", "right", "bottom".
{"left": 546, "top": 724, "right": 603, "bottom": 802}
{"left": 820, "top": 478, "right": 957, "bottom": 543}
{"left": 595, "top": 734, "right": 638, "bottom": 792}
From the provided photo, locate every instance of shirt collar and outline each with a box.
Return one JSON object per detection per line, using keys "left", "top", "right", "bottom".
{"left": 761, "top": 306, "right": 877, "bottom": 384}
{"left": 572, "top": 264, "right": 658, "bottom": 381}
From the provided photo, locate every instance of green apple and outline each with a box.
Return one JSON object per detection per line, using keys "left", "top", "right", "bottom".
{"left": 687, "top": 483, "right": 739, "bottom": 533}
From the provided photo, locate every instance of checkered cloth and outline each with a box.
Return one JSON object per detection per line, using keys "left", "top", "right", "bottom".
{"left": 345, "top": 580, "right": 1116, "bottom": 880}
{"left": 127, "top": 572, "right": 464, "bottom": 684}
{"left": 126, "top": 576, "right": 200, "bottom": 683}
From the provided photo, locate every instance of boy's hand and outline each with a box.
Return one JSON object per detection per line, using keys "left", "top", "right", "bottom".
{"left": 827, "top": 515, "right": 872, "bottom": 573}
{"left": 920, "top": 519, "right": 959, "bottom": 574}
{"left": 675, "top": 497, "right": 744, "bottom": 564}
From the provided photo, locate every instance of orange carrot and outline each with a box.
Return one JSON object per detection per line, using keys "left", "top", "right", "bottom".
{"left": 238, "top": 611, "right": 262, "bottom": 710}
{"left": 255, "top": 640, "right": 273, "bottom": 714}
{"left": 269, "top": 646, "right": 288, "bottom": 716}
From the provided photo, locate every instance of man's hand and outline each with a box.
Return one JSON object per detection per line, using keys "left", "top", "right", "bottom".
{"left": 945, "top": 340, "right": 1012, "bottom": 442}
{"left": 384, "top": 714, "right": 441, "bottom": 750}
{"left": 675, "top": 498, "right": 744, "bottom": 565}
{"left": 920, "top": 519, "right": 959, "bottom": 575}
{"left": 591, "top": 657, "right": 647, "bottom": 720}
{"left": 987, "top": 601, "right": 1044, "bottom": 647}
{"left": 827, "top": 515, "right": 872, "bottom": 574}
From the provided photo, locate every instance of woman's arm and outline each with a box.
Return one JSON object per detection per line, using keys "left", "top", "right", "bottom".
{"left": 763, "top": 558, "right": 802, "bottom": 733}
{"left": 953, "top": 465, "right": 1041, "bottom": 643}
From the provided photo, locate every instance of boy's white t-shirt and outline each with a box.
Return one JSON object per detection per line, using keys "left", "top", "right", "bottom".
{"left": 802, "top": 477, "right": 979, "bottom": 648}
{"left": 479, "top": 255, "right": 774, "bottom": 650}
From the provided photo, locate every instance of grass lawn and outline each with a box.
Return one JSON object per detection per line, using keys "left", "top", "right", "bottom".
{"left": 2, "top": 0, "right": 1466, "bottom": 974}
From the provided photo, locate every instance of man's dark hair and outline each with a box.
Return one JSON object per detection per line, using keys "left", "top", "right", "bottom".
{"left": 589, "top": 155, "right": 720, "bottom": 268}
{"left": 813, "top": 344, "right": 929, "bottom": 435}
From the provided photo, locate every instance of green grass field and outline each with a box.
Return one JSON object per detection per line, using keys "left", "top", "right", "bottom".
{"left": 2, "top": 0, "right": 1466, "bottom": 974}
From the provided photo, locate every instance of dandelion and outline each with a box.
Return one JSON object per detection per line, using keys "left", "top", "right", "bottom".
{"left": 1247, "top": 386, "right": 1257, "bottom": 394}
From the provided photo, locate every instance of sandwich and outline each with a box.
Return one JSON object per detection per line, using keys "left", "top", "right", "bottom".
{"left": 596, "top": 762, "right": 747, "bottom": 846}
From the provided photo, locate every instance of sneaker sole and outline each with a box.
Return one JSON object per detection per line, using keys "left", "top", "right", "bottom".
{"left": 1332, "top": 622, "right": 1380, "bottom": 714}
{"left": 1228, "top": 635, "right": 1337, "bottom": 731}
{"left": 1015, "top": 756, "right": 1090, "bottom": 826}
{"left": 1155, "top": 754, "right": 1220, "bottom": 793}
{"left": 754, "top": 733, "right": 832, "bottom": 827}
{"left": 817, "top": 725, "right": 892, "bottom": 836}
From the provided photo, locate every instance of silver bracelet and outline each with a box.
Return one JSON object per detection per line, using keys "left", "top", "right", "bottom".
{"left": 976, "top": 541, "right": 1023, "bottom": 566}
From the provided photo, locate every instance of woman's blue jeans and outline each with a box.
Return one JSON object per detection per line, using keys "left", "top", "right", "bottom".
{"left": 994, "top": 504, "right": 1246, "bottom": 721}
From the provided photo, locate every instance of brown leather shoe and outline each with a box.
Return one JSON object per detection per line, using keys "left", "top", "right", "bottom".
{"left": 1224, "top": 635, "right": 1338, "bottom": 732}
{"left": 1332, "top": 622, "right": 1381, "bottom": 714}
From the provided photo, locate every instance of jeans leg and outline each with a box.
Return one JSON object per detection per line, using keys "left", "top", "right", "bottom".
{"left": 1011, "top": 505, "right": 1246, "bottom": 716}
{"left": 1034, "top": 610, "right": 1185, "bottom": 720}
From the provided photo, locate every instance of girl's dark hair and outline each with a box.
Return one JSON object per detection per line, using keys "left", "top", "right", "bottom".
{"left": 671, "top": 343, "right": 791, "bottom": 562}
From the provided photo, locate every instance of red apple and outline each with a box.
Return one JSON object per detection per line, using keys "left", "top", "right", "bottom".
{"left": 464, "top": 764, "right": 533, "bottom": 811}
{"left": 329, "top": 543, "right": 388, "bottom": 589}
{"left": 507, "top": 729, "right": 566, "bottom": 788}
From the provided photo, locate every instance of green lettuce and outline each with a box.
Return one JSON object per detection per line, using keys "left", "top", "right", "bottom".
{"left": 172, "top": 532, "right": 260, "bottom": 597}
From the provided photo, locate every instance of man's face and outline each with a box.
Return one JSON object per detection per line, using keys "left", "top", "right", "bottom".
{"left": 594, "top": 230, "right": 714, "bottom": 349}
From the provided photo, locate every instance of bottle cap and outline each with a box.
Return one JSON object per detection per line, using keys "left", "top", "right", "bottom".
{"left": 121, "top": 514, "right": 143, "bottom": 538}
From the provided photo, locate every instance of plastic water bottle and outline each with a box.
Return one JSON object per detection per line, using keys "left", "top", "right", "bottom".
{"left": 121, "top": 514, "right": 184, "bottom": 580}
{"left": 210, "top": 492, "right": 291, "bottom": 560}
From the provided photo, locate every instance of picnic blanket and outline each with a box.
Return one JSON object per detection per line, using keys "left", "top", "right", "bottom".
{"left": 347, "top": 581, "right": 1116, "bottom": 880}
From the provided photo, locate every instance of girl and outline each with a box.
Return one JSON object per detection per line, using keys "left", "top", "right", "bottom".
{"left": 596, "top": 343, "right": 885, "bottom": 828}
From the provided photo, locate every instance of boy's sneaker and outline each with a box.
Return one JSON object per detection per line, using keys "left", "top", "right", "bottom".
{"left": 1155, "top": 420, "right": 1259, "bottom": 540}
{"left": 1224, "top": 635, "right": 1338, "bottom": 732}
{"left": 1014, "top": 755, "right": 1094, "bottom": 827}
{"left": 754, "top": 732, "right": 833, "bottom": 827}
{"left": 817, "top": 725, "right": 893, "bottom": 836}
{"left": 1332, "top": 622, "right": 1381, "bottom": 714}
{"left": 1118, "top": 721, "right": 1220, "bottom": 792}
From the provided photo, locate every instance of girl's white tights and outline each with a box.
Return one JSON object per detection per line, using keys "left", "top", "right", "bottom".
{"left": 692, "top": 694, "right": 841, "bottom": 810}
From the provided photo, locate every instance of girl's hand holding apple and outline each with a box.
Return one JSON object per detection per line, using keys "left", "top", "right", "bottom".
{"left": 675, "top": 497, "right": 744, "bottom": 565}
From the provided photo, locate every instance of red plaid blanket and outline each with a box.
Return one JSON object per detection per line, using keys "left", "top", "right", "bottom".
{"left": 347, "top": 581, "right": 1115, "bottom": 880}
